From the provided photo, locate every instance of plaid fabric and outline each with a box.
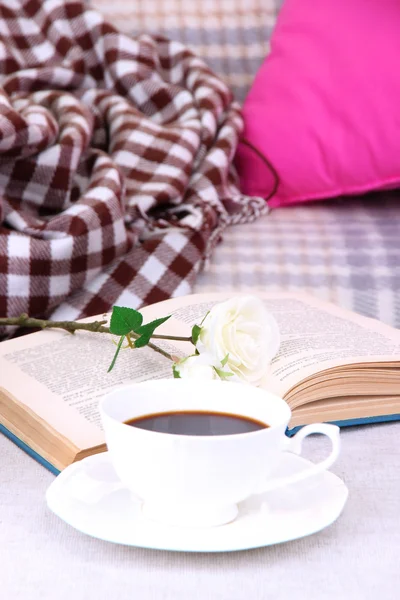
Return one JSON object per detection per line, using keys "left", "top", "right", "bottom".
{"left": 0, "top": 0, "right": 266, "bottom": 330}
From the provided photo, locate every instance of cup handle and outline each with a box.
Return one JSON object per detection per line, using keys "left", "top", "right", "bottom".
{"left": 260, "top": 423, "right": 341, "bottom": 492}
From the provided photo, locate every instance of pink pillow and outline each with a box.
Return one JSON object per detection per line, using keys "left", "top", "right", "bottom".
{"left": 236, "top": 0, "right": 400, "bottom": 207}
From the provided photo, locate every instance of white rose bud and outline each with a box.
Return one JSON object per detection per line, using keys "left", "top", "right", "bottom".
{"left": 196, "top": 295, "right": 280, "bottom": 386}
{"left": 173, "top": 353, "right": 221, "bottom": 380}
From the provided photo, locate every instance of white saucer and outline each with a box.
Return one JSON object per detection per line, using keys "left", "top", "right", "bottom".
{"left": 46, "top": 452, "right": 348, "bottom": 553}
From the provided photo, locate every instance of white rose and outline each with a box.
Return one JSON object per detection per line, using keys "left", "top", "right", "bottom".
{"left": 173, "top": 353, "right": 221, "bottom": 380}
{"left": 195, "top": 295, "right": 280, "bottom": 385}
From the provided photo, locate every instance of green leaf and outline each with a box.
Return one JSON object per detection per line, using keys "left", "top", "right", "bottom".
{"left": 191, "top": 324, "right": 201, "bottom": 345}
{"left": 215, "top": 368, "right": 234, "bottom": 379}
{"left": 221, "top": 353, "right": 229, "bottom": 367}
{"left": 135, "top": 315, "right": 171, "bottom": 337}
{"left": 107, "top": 336, "right": 125, "bottom": 372}
{"left": 133, "top": 315, "right": 171, "bottom": 348}
{"left": 109, "top": 306, "right": 143, "bottom": 336}
{"left": 172, "top": 364, "right": 181, "bottom": 378}
{"left": 199, "top": 310, "right": 210, "bottom": 326}
{"left": 135, "top": 315, "right": 171, "bottom": 348}
{"left": 133, "top": 334, "right": 151, "bottom": 348}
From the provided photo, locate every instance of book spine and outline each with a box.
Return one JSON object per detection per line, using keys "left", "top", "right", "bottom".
{"left": 0, "top": 424, "right": 60, "bottom": 475}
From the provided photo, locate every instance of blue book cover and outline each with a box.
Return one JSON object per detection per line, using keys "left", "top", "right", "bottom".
{"left": 286, "top": 414, "right": 400, "bottom": 437}
{"left": 0, "top": 424, "right": 61, "bottom": 475}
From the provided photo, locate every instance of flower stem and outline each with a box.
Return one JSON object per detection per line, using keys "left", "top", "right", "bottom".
{"left": 146, "top": 340, "right": 174, "bottom": 361}
{"left": 0, "top": 314, "right": 190, "bottom": 362}
{"left": 151, "top": 333, "right": 192, "bottom": 342}
{"left": 0, "top": 314, "right": 110, "bottom": 333}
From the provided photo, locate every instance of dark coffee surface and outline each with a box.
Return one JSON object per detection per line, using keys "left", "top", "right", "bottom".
{"left": 124, "top": 411, "right": 268, "bottom": 436}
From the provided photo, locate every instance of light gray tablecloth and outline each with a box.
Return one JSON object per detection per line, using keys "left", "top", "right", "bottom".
{"left": 1, "top": 422, "right": 399, "bottom": 600}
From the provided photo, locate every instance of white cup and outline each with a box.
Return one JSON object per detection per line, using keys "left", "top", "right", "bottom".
{"left": 100, "top": 379, "right": 340, "bottom": 528}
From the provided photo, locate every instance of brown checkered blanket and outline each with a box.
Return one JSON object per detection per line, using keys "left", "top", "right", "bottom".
{"left": 0, "top": 0, "right": 266, "bottom": 328}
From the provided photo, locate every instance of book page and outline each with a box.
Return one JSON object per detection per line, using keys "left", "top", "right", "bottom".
{"left": 2, "top": 291, "right": 400, "bottom": 449}
{"left": 139, "top": 292, "right": 400, "bottom": 399}
{"left": 263, "top": 296, "right": 400, "bottom": 398}
{"left": 0, "top": 326, "right": 177, "bottom": 448}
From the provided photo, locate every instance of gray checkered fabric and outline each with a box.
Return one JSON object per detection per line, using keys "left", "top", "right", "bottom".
{"left": 196, "top": 194, "right": 400, "bottom": 329}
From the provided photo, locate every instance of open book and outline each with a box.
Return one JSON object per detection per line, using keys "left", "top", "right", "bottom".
{"left": 1, "top": 292, "right": 400, "bottom": 473}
